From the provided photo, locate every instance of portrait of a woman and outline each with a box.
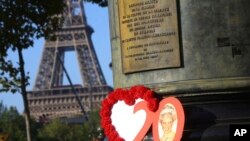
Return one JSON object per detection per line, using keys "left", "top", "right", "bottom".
{"left": 159, "top": 104, "right": 177, "bottom": 141}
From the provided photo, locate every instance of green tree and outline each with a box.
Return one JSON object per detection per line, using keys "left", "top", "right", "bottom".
{"left": 0, "top": 101, "right": 41, "bottom": 141}
{"left": 38, "top": 119, "right": 71, "bottom": 141}
{"left": 85, "top": 110, "right": 102, "bottom": 139}
{"left": 84, "top": 0, "right": 108, "bottom": 7}
{"left": 0, "top": 1, "right": 65, "bottom": 141}
{"left": 0, "top": 101, "right": 7, "bottom": 115}
{"left": 38, "top": 119, "right": 88, "bottom": 141}
{"left": 37, "top": 110, "right": 102, "bottom": 141}
{"left": 0, "top": 103, "right": 26, "bottom": 141}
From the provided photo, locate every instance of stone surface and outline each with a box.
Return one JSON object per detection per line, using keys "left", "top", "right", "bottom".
{"left": 108, "top": 1, "right": 250, "bottom": 140}
{"left": 108, "top": 0, "right": 250, "bottom": 92}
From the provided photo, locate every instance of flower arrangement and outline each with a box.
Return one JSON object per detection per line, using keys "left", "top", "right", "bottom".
{"left": 100, "top": 85, "right": 158, "bottom": 141}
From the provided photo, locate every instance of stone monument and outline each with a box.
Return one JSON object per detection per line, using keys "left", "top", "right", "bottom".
{"left": 108, "top": 0, "right": 250, "bottom": 140}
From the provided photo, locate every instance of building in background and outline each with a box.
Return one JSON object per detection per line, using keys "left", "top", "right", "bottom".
{"left": 27, "top": 0, "right": 112, "bottom": 121}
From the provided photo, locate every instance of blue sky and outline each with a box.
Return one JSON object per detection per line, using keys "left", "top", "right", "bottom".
{"left": 0, "top": 3, "right": 113, "bottom": 112}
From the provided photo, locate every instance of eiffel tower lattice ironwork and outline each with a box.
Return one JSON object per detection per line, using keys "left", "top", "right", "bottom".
{"left": 27, "top": 0, "right": 112, "bottom": 121}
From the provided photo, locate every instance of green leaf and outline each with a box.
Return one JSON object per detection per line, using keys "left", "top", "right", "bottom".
{"left": 10, "top": 89, "right": 17, "bottom": 94}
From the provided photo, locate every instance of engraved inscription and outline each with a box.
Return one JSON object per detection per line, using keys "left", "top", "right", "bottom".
{"left": 119, "top": 0, "right": 181, "bottom": 73}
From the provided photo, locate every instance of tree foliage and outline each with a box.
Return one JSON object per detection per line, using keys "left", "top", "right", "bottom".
{"left": 0, "top": 0, "right": 65, "bottom": 93}
{"left": 0, "top": 102, "right": 41, "bottom": 141}
{"left": 0, "top": 102, "right": 103, "bottom": 141}
{"left": 84, "top": 0, "right": 108, "bottom": 7}
{"left": 37, "top": 110, "right": 103, "bottom": 141}
{"left": 0, "top": 102, "right": 26, "bottom": 141}
{"left": 37, "top": 119, "right": 85, "bottom": 141}
{"left": 0, "top": 1, "right": 66, "bottom": 141}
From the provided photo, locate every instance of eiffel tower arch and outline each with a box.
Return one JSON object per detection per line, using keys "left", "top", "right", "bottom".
{"left": 27, "top": 0, "right": 112, "bottom": 120}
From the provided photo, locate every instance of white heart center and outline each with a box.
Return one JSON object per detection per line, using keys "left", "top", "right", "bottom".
{"left": 111, "top": 99, "right": 146, "bottom": 141}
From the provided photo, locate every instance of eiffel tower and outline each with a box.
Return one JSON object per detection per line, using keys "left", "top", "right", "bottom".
{"left": 27, "top": 0, "right": 112, "bottom": 121}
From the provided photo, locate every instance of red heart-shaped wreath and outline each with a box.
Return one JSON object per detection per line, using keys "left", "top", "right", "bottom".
{"left": 100, "top": 86, "right": 185, "bottom": 141}
{"left": 100, "top": 86, "right": 158, "bottom": 141}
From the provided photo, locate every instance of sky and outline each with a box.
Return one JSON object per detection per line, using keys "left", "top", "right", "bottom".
{"left": 0, "top": 2, "right": 113, "bottom": 112}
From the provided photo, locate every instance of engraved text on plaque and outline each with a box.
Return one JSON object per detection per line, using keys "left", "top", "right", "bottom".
{"left": 119, "top": 0, "right": 181, "bottom": 73}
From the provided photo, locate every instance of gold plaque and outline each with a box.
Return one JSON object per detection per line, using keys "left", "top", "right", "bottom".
{"left": 119, "top": 0, "right": 181, "bottom": 73}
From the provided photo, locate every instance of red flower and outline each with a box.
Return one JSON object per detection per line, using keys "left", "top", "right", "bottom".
{"left": 114, "top": 88, "right": 126, "bottom": 100}
{"left": 134, "top": 91, "right": 144, "bottom": 99}
{"left": 143, "top": 90, "right": 154, "bottom": 101}
{"left": 109, "top": 131, "right": 119, "bottom": 141}
{"left": 147, "top": 98, "right": 159, "bottom": 112}
{"left": 104, "top": 124, "right": 116, "bottom": 136}
{"left": 107, "top": 95, "right": 117, "bottom": 105}
{"left": 100, "top": 109, "right": 111, "bottom": 118}
{"left": 124, "top": 92, "right": 135, "bottom": 106}
{"left": 100, "top": 85, "right": 158, "bottom": 141}
{"left": 101, "top": 99, "right": 112, "bottom": 109}
{"left": 101, "top": 117, "right": 112, "bottom": 127}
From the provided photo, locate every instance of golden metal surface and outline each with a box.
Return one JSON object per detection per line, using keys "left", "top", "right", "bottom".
{"left": 119, "top": 0, "right": 181, "bottom": 73}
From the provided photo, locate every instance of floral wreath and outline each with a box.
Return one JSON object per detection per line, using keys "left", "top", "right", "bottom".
{"left": 99, "top": 85, "right": 159, "bottom": 141}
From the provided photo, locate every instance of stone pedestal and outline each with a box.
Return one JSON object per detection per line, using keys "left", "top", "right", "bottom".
{"left": 108, "top": 0, "right": 250, "bottom": 140}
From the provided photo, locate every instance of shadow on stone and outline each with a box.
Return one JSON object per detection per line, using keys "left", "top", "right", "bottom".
{"left": 182, "top": 106, "right": 217, "bottom": 141}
